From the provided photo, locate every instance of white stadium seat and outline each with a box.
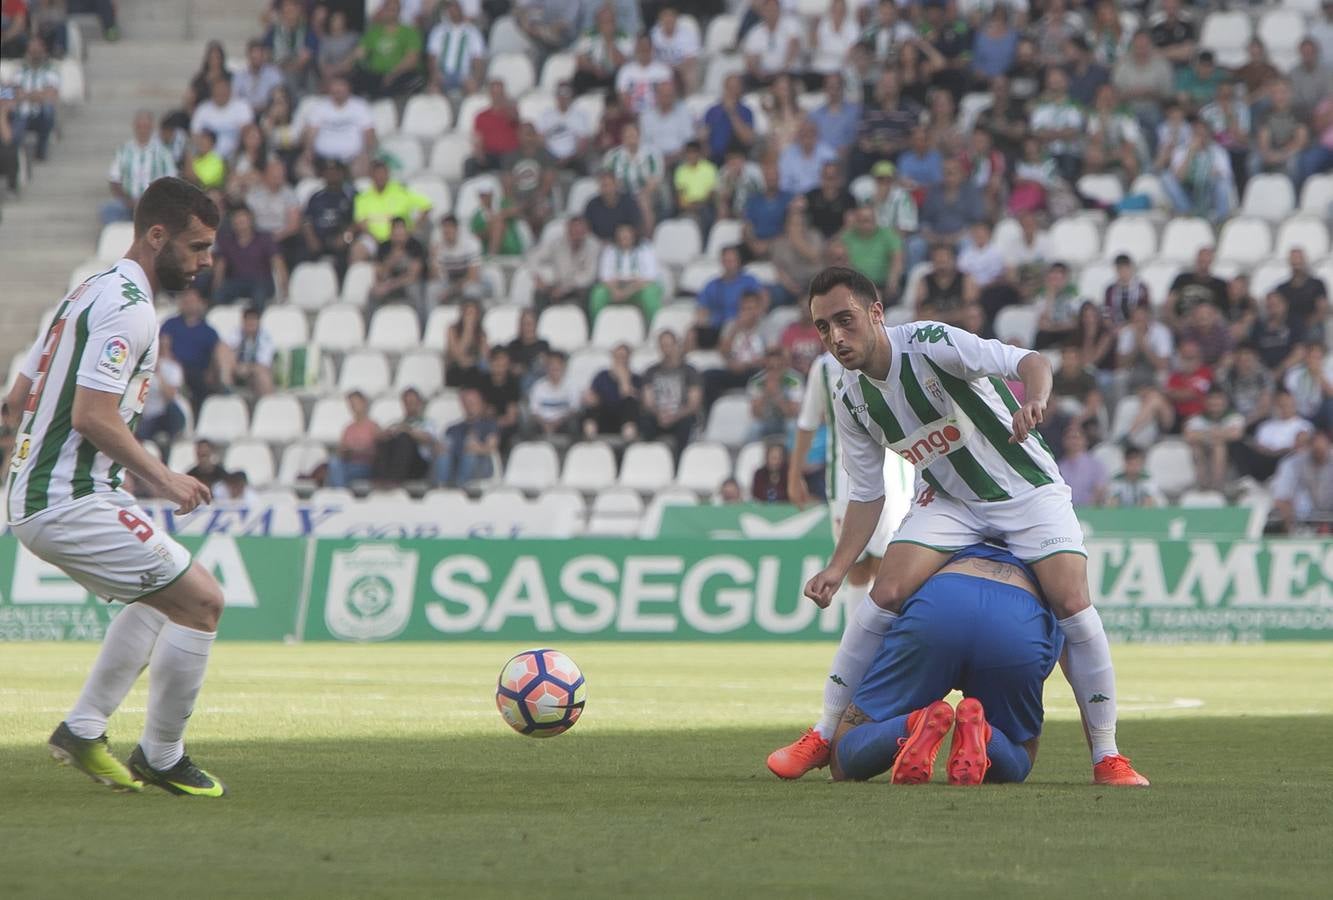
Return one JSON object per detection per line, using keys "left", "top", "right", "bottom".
{"left": 1139, "top": 260, "right": 1181, "bottom": 309}
{"left": 537, "top": 305, "right": 589, "bottom": 353}
{"left": 1216, "top": 217, "right": 1272, "bottom": 267}
{"left": 206, "top": 304, "right": 242, "bottom": 338}
{"left": 649, "top": 301, "right": 697, "bottom": 341}
{"left": 249, "top": 394, "right": 305, "bottom": 444}
{"left": 566, "top": 349, "right": 609, "bottom": 397}
{"left": 570, "top": 92, "right": 604, "bottom": 127}
{"left": 591, "top": 304, "right": 646, "bottom": 348}
{"left": 260, "top": 305, "right": 309, "bottom": 350}
{"left": 1179, "top": 489, "right": 1227, "bottom": 508}
{"left": 423, "top": 305, "right": 461, "bottom": 351}
{"left": 223, "top": 440, "right": 275, "bottom": 488}
{"left": 703, "top": 394, "right": 753, "bottom": 447}
{"left": 307, "top": 397, "right": 351, "bottom": 444}
{"left": 483, "top": 304, "right": 523, "bottom": 346}
{"left": 702, "top": 53, "right": 745, "bottom": 97}
{"left": 378, "top": 135, "right": 425, "bottom": 180}
{"left": 1248, "top": 260, "right": 1291, "bottom": 301}
{"left": 487, "top": 52, "right": 536, "bottom": 97}
{"left": 277, "top": 441, "right": 329, "bottom": 484}
{"left": 453, "top": 92, "right": 489, "bottom": 135}
{"left": 1101, "top": 217, "right": 1157, "bottom": 262}
{"left": 504, "top": 442, "right": 561, "bottom": 493}
{"left": 994, "top": 305, "right": 1039, "bottom": 348}
{"left": 705, "top": 219, "right": 742, "bottom": 258}
{"left": 1257, "top": 11, "right": 1305, "bottom": 62}
{"left": 586, "top": 488, "right": 644, "bottom": 536}
{"left": 508, "top": 267, "right": 536, "bottom": 308}
{"left": 560, "top": 441, "right": 617, "bottom": 491}
{"left": 58, "top": 58, "right": 85, "bottom": 103}
{"left": 1241, "top": 173, "right": 1297, "bottom": 222}
{"left": 195, "top": 395, "right": 250, "bottom": 444}
{"left": 733, "top": 441, "right": 767, "bottom": 496}
{"left": 394, "top": 350, "right": 444, "bottom": 395}
{"left": 1129, "top": 174, "right": 1169, "bottom": 210}
{"left": 679, "top": 259, "right": 722, "bottom": 295}
{"left": 1274, "top": 217, "right": 1330, "bottom": 260}
{"left": 399, "top": 94, "right": 452, "bottom": 140}
{"left": 653, "top": 219, "right": 704, "bottom": 269}
{"left": 370, "top": 98, "right": 398, "bottom": 138}
{"left": 312, "top": 304, "right": 367, "bottom": 351}
{"left": 288, "top": 261, "right": 340, "bottom": 311}
{"left": 704, "top": 14, "right": 738, "bottom": 54}
{"left": 96, "top": 222, "right": 134, "bottom": 263}
{"left": 337, "top": 351, "right": 391, "bottom": 395}
{"left": 1199, "top": 11, "right": 1252, "bottom": 67}
{"left": 539, "top": 52, "right": 576, "bottom": 92}
{"left": 367, "top": 304, "right": 422, "bottom": 352}
{"left": 490, "top": 14, "right": 534, "bottom": 55}
{"left": 517, "top": 92, "right": 557, "bottom": 125}
{"left": 407, "top": 174, "right": 452, "bottom": 216}
{"left": 339, "top": 261, "right": 376, "bottom": 307}
{"left": 1158, "top": 218, "right": 1215, "bottom": 263}
{"left": 167, "top": 440, "right": 195, "bottom": 473}
{"left": 1091, "top": 441, "right": 1124, "bottom": 477}
{"left": 1047, "top": 218, "right": 1100, "bottom": 266}
{"left": 368, "top": 395, "right": 404, "bottom": 428}
{"left": 618, "top": 442, "right": 676, "bottom": 492}
{"left": 564, "top": 176, "right": 599, "bottom": 216}
{"left": 426, "top": 392, "right": 463, "bottom": 428}
{"left": 428, "top": 133, "right": 471, "bottom": 182}
{"left": 1077, "top": 174, "right": 1124, "bottom": 208}
{"left": 295, "top": 176, "right": 325, "bottom": 206}
{"left": 453, "top": 174, "right": 502, "bottom": 225}
{"left": 1145, "top": 439, "right": 1196, "bottom": 498}
{"left": 1077, "top": 261, "right": 1114, "bottom": 305}
{"left": 675, "top": 441, "right": 731, "bottom": 494}
{"left": 1299, "top": 173, "right": 1333, "bottom": 215}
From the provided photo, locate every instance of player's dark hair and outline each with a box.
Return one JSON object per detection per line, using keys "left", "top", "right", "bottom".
{"left": 133, "top": 176, "right": 220, "bottom": 238}
{"left": 807, "top": 265, "right": 881, "bottom": 311}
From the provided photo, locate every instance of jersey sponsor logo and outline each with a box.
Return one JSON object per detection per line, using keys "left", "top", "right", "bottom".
{"left": 97, "top": 336, "right": 131, "bottom": 380}
{"left": 891, "top": 416, "right": 973, "bottom": 469}
{"left": 907, "top": 324, "right": 953, "bottom": 346}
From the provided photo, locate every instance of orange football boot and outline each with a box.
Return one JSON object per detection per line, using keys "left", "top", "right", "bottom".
{"left": 889, "top": 700, "right": 955, "bottom": 785}
{"left": 767, "top": 728, "right": 831, "bottom": 780}
{"left": 1093, "top": 753, "right": 1150, "bottom": 786}
{"left": 946, "top": 697, "right": 992, "bottom": 786}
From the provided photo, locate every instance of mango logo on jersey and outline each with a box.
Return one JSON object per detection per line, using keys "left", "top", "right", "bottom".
{"left": 890, "top": 417, "right": 974, "bottom": 469}
{"left": 97, "top": 336, "right": 130, "bottom": 379}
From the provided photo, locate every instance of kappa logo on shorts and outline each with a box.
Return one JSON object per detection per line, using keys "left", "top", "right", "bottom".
{"left": 1040, "top": 536, "right": 1073, "bottom": 549}
{"left": 97, "top": 336, "right": 131, "bottom": 380}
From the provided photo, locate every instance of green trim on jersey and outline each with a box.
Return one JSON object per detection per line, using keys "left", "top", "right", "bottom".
{"left": 927, "top": 360, "right": 1053, "bottom": 490}
{"left": 920, "top": 469, "right": 948, "bottom": 497}
{"left": 858, "top": 374, "right": 905, "bottom": 442}
{"left": 24, "top": 307, "right": 93, "bottom": 517}
{"left": 988, "top": 375, "right": 1055, "bottom": 457}
{"left": 900, "top": 356, "right": 1008, "bottom": 502}
{"left": 821, "top": 367, "right": 839, "bottom": 502}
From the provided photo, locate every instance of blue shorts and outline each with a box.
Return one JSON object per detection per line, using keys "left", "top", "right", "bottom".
{"left": 851, "top": 573, "right": 1063, "bottom": 744}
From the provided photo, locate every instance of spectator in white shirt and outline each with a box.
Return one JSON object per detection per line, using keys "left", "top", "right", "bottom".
{"left": 220, "top": 306, "right": 276, "bottom": 397}
{"left": 1160, "top": 116, "right": 1234, "bottom": 224}
{"left": 1271, "top": 428, "right": 1333, "bottom": 533}
{"left": 430, "top": 213, "right": 488, "bottom": 303}
{"left": 742, "top": 0, "right": 803, "bottom": 89}
{"left": 297, "top": 74, "right": 376, "bottom": 175}
{"left": 616, "top": 34, "right": 672, "bottom": 115}
{"left": 245, "top": 157, "right": 304, "bottom": 266}
{"left": 191, "top": 75, "right": 255, "bottom": 162}
{"left": 232, "top": 39, "right": 284, "bottom": 111}
{"left": 589, "top": 222, "right": 663, "bottom": 324}
{"left": 537, "top": 81, "right": 594, "bottom": 173}
{"left": 1234, "top": 391, "right": 1315, "bottom": 481}
{"left": 1282, "top": 340, "right": 1333, "bottom": 429}
{"left": 529, "top": 214, "right": 601, "bottom": 309}
{"left": 426, "top": 0, "right": 486, "bottom": 101}
{"left": 810, "top": 0, "right": 859, "bottom": 75}
{"left": 651, "top": 5, "right": 701, "bottom": 95}
{"left": 640, "top": 81, "right": 696, "bottom": 166}
{"left": 526, "top": 351, "right": 582, "bottom": 437}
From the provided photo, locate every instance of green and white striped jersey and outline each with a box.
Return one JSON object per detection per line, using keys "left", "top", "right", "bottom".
{"left": 832, "top": 322, "right": 1062, "bottom": 504}
{"left": 7, "top": 260, "right": 159, "bottom": 522}
{"left": 799, "top": 351, "right": 915, "bottom": 504}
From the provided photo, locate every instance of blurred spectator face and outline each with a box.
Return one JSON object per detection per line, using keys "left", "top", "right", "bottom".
{"left": 1300, "top": 39, "right": 1319, "bottom": 69}
{"left": 1305, "top": 342, "right": 1326, "bottom": 370}
{"left": 210, "top": 77, "right": 231, "bottom": 107}
{"left": 659, "top": 330, "right": 682, "bottom": 363}
{"left": 1063, "top": 426, "right": 1087, "bottom": 458}
{"left": 1275, "top": 392, "right": 1297, "bottom": 419}
{"left": 797, "top": 119, "right": 817, "bottom": 150}
{"left": 390, "top": 219, "right": 409, "bottom": 246}
{"left": 969, "top": 221, "right": 991, "bottom": 248}
{"left": 656, "top": 80, "right": 676, "bottom": 109}
{"left": 876, "top": 69, "right": 900, "bottom": 99}
{"left": 659, "top": 7, "right": 678, "bottom": 32}
{"left": 242, "top": 309, "right": 261, "bottom": 338}
{"left": 931, "top": 245, "right": 956, "bottom": 273}
{"left": 876, "top": 0, "right": 898, "bottom": 27}
{"left": 1192, "top": 302, "right": 1220, "bottom": 330}
{"left": 765, "top": 443, "right": 785, "bottom": 470}
{"left": 1264, "top": 291, "right": 1288, "bottom": 320}
{"left": 460, "top": 388, "right": 485, "bottom": 419}
{"left": 178, "top": 289, "right": 206, "bottom": 319}
{"left": 1312, "top": 430, "right": 1331, "bottom": 462}
{"left": 826, "top": 240, "right": 849, "bottom": 266}
{"left": 1195, "top": 246, "right": 1215, "bottom": 273}
{"left": 1123, "top": 449, "right": 1145, "bottom": 478}
{"left": 133, "top": 111, "right": 155, "bottom": 145}
{"left": 517, "top": 307, "right": 536, "bottom": 338}
{"left": 763, "top": 348, "right": 785, "bottom": 375}
{"left": 761, "top": 159, "right": 780, "bottom": 191}
{"left": 719, "top": 479, "right": 742, "bottom": 502}
{"left": 1235, "top": 345, "right": 1260, "bottom": 373}
{"left": 490, "top": 349, "right": 511, "bottom": 378}
{"left": 723, "top": 74, "right": 743, "bottom": 102}
{"left": 1094, "top": 84, "right": 1117, "bottom": 112}
{"left": 1130, "top": 31, "right": 1152, "bottom": 61}
{"left": 612, "top": 344, "right": 631, "bottom": 367}
{"left": 1177, "top": 341, "right": 1203, "bottom": 371}
{"left": 1203, "top": 390, "right": 1229, "bottom": 418}
{"left": 760, "top": 0, "right": 780, "bottom": 26}
{"left": 622, "top": 122, "right": 641, "bottom": 151}
{"left": 445, "top": 1, "right": 463, "bottom": 24}
{"left": 26, "top": 36, "right": 47, "bottom": 63}
{"left": 324, "top": 159, "right": 346, "bottom": 187}
{"left": 567, "top": 216, "right": 588, "bottom": 244}
{"left": 820, "top": 162, "right": 841, "bottom": 192}
{"left": 280, "top": 0, "right": 302, "bottom": 27}
{"left": 1044, "top": 68, "right": 1069, "bottom": 98}
{"left": 555, "top": 82, "right": 573, "bottom": 109}
{"left": 824, "top": 72, "right": 843, "bottom": 100}
{"left": 1228, "top": 275, "right": 1248, "bottom": 301}
{"left": 263, "top": 158, "right": 286, "bottom": 189}
{"left": 231, "top": 207, "right": 254, "bottom": 238}
{"left": 1191, "top": 119, "right": 1211, "bottom": 146}
{"left": 737, "top": 292, "right": 763, "bottom": 326}
{"left": 614, "top": 223, "right": 636, "bottom": 249}
{"left": 378, "top": 0, "right": 401, "bottom": 24}
{"left": 853, "top": 206, "right": 877, "bottom": 235}
{"left": 329, "top": 77, "right": 351, "bottom": 104}
{"left": 1060, "top": 344, "right": 1082, "bottom": 373}
{"left": 329, "top": 10, "right": 348, "bottom": 33}
{"left": 487, "top": 79, "right": 507, "bottom": 107}
{"left": 1046, "top": 265, "right": 1068, "bottom": 293}
{"left": 402, "top": 388, "right": 424, "bottom": 417}
{"left": 546, "top": 355, "right": 568, "bottom": 383}
{"left": 635, "top": 35, "right": 653, "bottom": 65}
{"left": 247, "top": 42, "right": 266, "bottom": 71}
{"left": 941, "top": 159, "right": 962, "bottom": 188}
{"left": 195, "top": 440, "right": 215, "bottom": 466}
{"left": 1115, "top": 257, "right": 1136, "bottom": 282}
{"left": 721, "top": 245, "right": 741, "bottom": 274}
{"left": 598, "top": 170, "right": 619, "bottom": 200}
{"left": 371, "top": 163, "right": 390, "bottom": 190}
{"left": 908, "top": 127, "right": 929, "bottom": 155}
{"left": 1273, "top": 80, "right": 1293, "bottom": 109}
{"left": 1289, "top": 247, "right": 1309, "bottom": 274}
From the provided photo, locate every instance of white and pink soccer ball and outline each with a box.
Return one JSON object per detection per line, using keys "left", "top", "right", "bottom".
{"left": 495, "top": 649, "right": 587, "bottom": 737}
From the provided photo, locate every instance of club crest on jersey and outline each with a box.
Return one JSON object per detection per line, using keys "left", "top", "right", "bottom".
{"left": 923, "top": 377, "right": 945, "bottom": 403}
{"left": 97, "top": 336, "right": 130, "bottom": 379}
{"left": 890, "top": 416, "right": 974, "bottom": 468}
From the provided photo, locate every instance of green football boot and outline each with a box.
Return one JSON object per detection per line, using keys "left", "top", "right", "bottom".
{"left": 128, "top": 745, "right": 227, "bottom": 798}
{"left": 48, "top": 722, "right": 143, "bottom": 792}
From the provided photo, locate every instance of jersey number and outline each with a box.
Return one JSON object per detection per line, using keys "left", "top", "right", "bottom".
{"left": 25, "top": 318, "right": 67, "bottom": 414}
{"left": 118, "top": 509, "right": 155, "bottom": 543}
{"left": 916, "top": 486, "right": 937, "bottom": 507}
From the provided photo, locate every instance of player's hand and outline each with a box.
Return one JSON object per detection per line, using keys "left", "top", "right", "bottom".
{"left": 804, "top": 567, "right": 843, "bottom": 609}
{"left": 787, "top": 468, "right": 810, "bottom": 508}
{"left": 1010, "top": 400, "right": 1046, "bottom": 444}
{"left": 159, "top": 472, "right": 212, "bottom": 515}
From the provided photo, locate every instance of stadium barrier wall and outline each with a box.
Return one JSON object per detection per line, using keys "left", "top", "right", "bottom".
{"left": 2, "top": 535, "right": 1332, "bottom": 643}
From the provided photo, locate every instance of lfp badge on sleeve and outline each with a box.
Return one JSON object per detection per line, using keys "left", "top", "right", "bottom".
{"left": 323, "top": 543, "right": 418, "bottom": 641}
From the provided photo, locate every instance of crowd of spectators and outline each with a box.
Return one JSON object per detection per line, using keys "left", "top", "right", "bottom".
{"left": 8, "top": 0, "right": 1333, "bottom": 534}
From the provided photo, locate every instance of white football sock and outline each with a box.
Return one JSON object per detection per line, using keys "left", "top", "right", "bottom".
{"left": 66, "top": 604, "right": 167, "bottom": 740}
{"left": 1058, "top": 606, "right": 1120, "bottom": 763}
{"left": 814, "top": 594, "right": 900, "bottom": 740}
{"left": 141, "top": 622, "right": 215, "bottom": 771}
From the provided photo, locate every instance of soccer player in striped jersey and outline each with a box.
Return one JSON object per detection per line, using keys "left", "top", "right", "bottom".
{"left": 788, "top": 266, "right": 1148, "bottom": 786}
{"left": 766, "top": 350, "right": 916, "bottom": 779}
{"left": 4, "top": 177, "right": 229, "bottom": 797}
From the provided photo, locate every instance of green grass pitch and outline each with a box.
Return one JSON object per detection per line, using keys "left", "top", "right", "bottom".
{"left": 2, "top": 642, "right": 1331, "bottom": 899}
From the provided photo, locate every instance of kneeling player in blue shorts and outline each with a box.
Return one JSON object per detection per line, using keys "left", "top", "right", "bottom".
{"left": 830, "top": 543, "right": 1063, "bottom": 785}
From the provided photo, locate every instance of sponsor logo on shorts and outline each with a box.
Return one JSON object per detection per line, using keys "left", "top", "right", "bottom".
{"left": 97, "top": 336, "right": 131, "bottom": 379}
{"left": 1040, "top": 536, "right": 1074, "bottom": 549}
{"left": 140, "top": 572, "right": 160, "bottom": 589}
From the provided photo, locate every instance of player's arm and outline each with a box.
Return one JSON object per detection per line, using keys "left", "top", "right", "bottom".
{"left": 788, "top": 362, "right": 828, "bottom": 506}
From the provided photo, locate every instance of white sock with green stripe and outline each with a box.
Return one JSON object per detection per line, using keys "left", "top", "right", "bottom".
{"left": 814, "top": 593, "right": 899, "bottom": 740}
{"left": 1057, "top": 606, "right": 1120, "bottom": 763}
{"left": 141, "top": 622, "right": 215, "bottom": 771}
{"left": 66, "top": 603, "right": 167, "bottom": 740}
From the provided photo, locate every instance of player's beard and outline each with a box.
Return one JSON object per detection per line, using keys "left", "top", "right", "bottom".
{"left": 153, "top": 240, "right": 195, "bottom": 292}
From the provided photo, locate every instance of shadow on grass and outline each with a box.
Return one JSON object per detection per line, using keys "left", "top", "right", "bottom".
{"left": 1, "top": 717, "right": 1331, "bottom": 900}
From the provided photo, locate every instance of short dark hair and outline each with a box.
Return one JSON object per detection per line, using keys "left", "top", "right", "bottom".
{"left": 133, "top": 176, "right": 220, "bottom": 238}
{"left": 489, "top": 345, "right": 509, "bottom": 361}
{"left": 807, "top": 266, "right": 881, "bottom": 310}
{"left": 1124, "top": 446, "right": 1145, "bottom": 461}
{"left": 1114, "top": 253, "right": 1133, "bottom": 267}
{"left": 440, "top": 213, "right": 458, "bottom": 226}
{"left": 242, "top": 305, "right": 261, "bottom": 319}
{"left": 548, "top": 350, "right": 569, "bottom": 364}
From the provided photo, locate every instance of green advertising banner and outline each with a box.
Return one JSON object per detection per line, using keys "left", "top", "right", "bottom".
{"left": 0, "top": 536, "right": 304, "bottom": 641}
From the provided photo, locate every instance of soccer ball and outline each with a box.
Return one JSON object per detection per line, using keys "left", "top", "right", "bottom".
{"left": 495, "top": 649, "right": 587, "bottom": 737}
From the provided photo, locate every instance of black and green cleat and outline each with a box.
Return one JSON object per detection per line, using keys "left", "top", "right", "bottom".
{"left": 128, "top": 746, "right": 227, "bottom": 798}
{"left": 48, "top": 722, "right": 143, "bottom": 792}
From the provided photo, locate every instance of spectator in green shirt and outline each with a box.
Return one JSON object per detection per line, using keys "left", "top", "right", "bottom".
{"left": 1175, "top": 51, "right": 1227, "bottom": 112}
{"left": 471, "top": 185, "right": 525, "bottom": 256}
{"left": 838, "top": 205, "right": 903, "bottom": 301}
{"left": 352, "top": 0, "right": 424, "bottom": 99}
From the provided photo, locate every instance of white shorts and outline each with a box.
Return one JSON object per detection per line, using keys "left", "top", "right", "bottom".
{"left": 10, "top": 492, "right": 192, "bottom": 603}
{"left": 890, "top": 483, "right": 1087, "bottom": 563}
{"left": 829, "top": 463, "right": 913, "bottom": 560}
